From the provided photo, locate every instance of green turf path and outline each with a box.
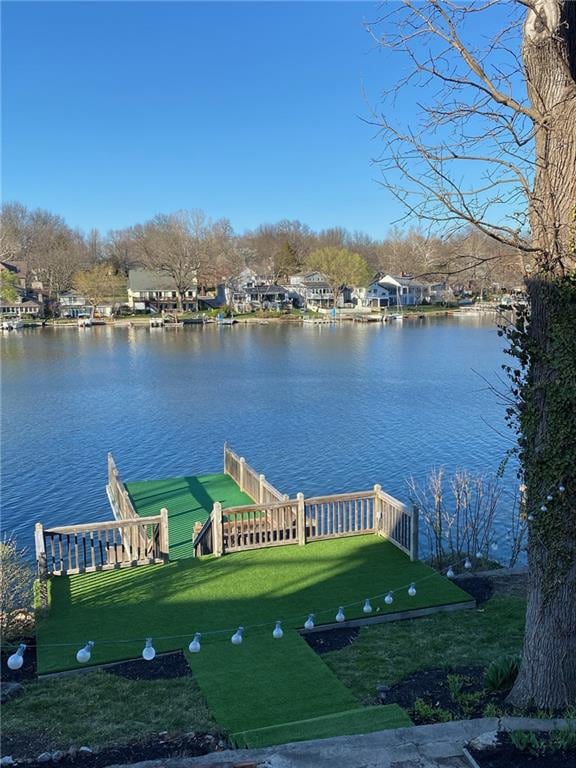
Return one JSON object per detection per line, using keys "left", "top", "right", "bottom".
{"left": 234, "top": 704, "right": 412, "bottom": 748}
{"left": 125, "top": 473, "right": 253, "bottom": 560}
{"left": 186, "top": 630, "right": 412, "bottom": 747}
{"left": 37, "top": 536, "right": 471, "bottom": 674}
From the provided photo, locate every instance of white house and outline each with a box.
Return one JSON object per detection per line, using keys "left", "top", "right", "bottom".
{"left": 288, "top": 272, "right": 334, "bottom": 308}
{"left": 58, "top": 291, "right": 91, "bottom": 317}
{"left": 0, "top": 297, "right": 43, "bottom": 318}
{"left": 127, "top": 269, "right": 197, "bottom": 312}
{"left": 366, "top": 274, "right": 448, "bottom": 307}
{"left": 365, "top": 280, "right": 393, "bottom": 308}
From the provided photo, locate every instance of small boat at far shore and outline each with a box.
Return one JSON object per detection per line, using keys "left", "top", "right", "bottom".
{"left": 1, "top": 318, "right": 24, "bottom": 330}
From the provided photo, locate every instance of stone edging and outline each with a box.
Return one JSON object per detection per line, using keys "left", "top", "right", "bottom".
{"left": 462, "top": 716, "right": 575, "bottom": 768}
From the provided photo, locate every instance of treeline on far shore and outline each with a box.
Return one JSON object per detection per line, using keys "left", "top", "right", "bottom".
{"left": 1, "top": 202, "right": 526, "bottom": 310}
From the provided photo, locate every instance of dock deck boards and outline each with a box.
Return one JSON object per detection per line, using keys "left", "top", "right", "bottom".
{"left": 125, "top": 473, "right": 253, "bottom": 560}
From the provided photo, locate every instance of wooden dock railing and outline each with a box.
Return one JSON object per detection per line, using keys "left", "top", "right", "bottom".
{"left": 223, "top": 443, "right": 286, "bottom": 504}
{"left": 304, "top": 490, "right": 376, "bottom": 540}
{"left": 35, "top": 511, "right": 169, "bottom": 577}
{"left": 375, "top": 486, "right": 418, "bottom": 559}
{"left": 107, "top": 453, "right": 140, "bottom": 522}
{"left": 194, "top": 484, "right": 419, "bottom": 560}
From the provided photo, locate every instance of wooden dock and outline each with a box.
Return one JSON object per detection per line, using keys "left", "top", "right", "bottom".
{"left": 34, "top": 443, "right": 419, "bottom": 593}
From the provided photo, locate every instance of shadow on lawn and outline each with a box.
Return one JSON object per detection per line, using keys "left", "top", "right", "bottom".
{"left": 50, "top": 541, "right": 452, "bottom": 611}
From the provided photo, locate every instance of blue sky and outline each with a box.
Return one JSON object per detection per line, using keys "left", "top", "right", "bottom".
{"left": 2, "top": 1, "right": 514, "bottom": 238}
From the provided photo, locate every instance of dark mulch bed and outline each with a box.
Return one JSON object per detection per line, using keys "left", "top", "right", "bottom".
{"left": 380, "top": 665, "right": 508, "bottom": 723}
{"left": 104, "top": 650, "right": 191, "bottom": 680}
{"left": 453, "top": 575, "right": 493, "bottom": 605}
{"left": 4, "top": 733, "right": 224, "bottom": 768}
{"left": 302, "top": 626, "right": 360, "bottom": 654}
{"left": 1, "top": 637, "right": 37, "bottom": 681}
{"left": 470, "top": 732, "right": 576, "bottom": 768}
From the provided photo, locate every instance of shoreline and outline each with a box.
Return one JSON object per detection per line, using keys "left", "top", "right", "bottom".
{"left": 12, "top": 307, "right": 501, "bottom": 331}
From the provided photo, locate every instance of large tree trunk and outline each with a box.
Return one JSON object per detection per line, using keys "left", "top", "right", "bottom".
{"left": 508, "top": 0, "right": 576, "bottom": 709}
{"left": 507, "top": 279, "right": 576, "bottom": 709}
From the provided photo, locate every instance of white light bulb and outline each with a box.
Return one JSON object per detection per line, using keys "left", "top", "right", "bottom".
{"left": 408, "top": 583, "right": 416, "bottom": 597}
{"left": 475, "top": 551, "right": 482, "bottom": 559}
{"left": 272, "top": 621, "right": 283, "bottom": 639}
{"left": 76, "top": 641, "right": 94, "bottom": 664}
{"left": 546, "top": 494, "right": 553, "bottom": 502}
{"left": 491, "top": 542, "right": 498, "bottom": 551}
{"left": 447, "top": 566, "right": 455, "bottom": 579}
{"left": 142, "top": 638, "right": 156, "bottom": 661}
{"left": 188, "top": 633, "right": 201, "bottom": 653}
{"left": 464, "top": 557, "right": 472, "bottom": 570}
{"left": 336, "top": 607, "right": 345, "bottom": 622}
{"left": 527, "top": 513, "right": 534, "bottom": 521}
{"left": 7, "top": 644, "right": 26, "bottom": 671}
{"left": 384, "top": 591, "right": 394, "bottom": 605}
{"left": 363, "top": 599, "right": 373, "bottom": 614}
{"left": 304, "top": 614, "right": 315, "bottom": 631}
{"left": 231, "top": 626, "right": 244, "bottom": 645}
{"left": 540, "top": 504, "right": 547, "bottom": 512}
{"left": 559, "top": 484, "right": 565, "bottom": 493}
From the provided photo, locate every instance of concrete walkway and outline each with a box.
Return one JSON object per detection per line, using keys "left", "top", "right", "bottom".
{"left": 108, "top": 718, "right": 501, "bottom": 768}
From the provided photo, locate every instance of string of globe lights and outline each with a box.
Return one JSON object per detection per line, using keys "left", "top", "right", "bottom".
{"left": 524, "top": 481, "right": 565, "bottom": 523}
{"left": 5, "top": 556, "right": 483, "bottom": 671}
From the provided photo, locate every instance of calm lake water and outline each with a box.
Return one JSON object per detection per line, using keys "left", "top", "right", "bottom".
{"left": 1, "top": 317, "right": 518, "bottom": 555}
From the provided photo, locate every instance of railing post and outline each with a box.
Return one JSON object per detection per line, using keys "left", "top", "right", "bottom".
{"left": 107, "top": 452, "right": 114, "bottom": 487}
{"left": 223, "top": 441, "right": 228, "bottom": 474}
{"left": 259, "top": 474, "right": 265, "bottom": 504}
{"left": 107, "top": 452, "right": 119, "bottom": 516}
{"left": 35, "top": 522, "right": 49, "bottom": 613}
{"left": 297, "top": 493, "right": 306, "bottom": 546}
{"left": 193, "top": 521, "right": 203, "bottom": 556}
{"left": 159, "top": 508, "right": 170, "bottom": 560}
{"left": 410, "top": 504, "right": 420, "bottom": 561}
{"left": 373, "top": 484, "right": 382, "bottom": 534}
{"left": 239, "top": 457, "right": 245, "bottom": 492}
{"left": 213, "top": 502, "right": 224, "bottom": 556}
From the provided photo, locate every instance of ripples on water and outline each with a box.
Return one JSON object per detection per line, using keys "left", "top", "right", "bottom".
{"left": 1, "top": 317, "right": 518, "bottom": 555}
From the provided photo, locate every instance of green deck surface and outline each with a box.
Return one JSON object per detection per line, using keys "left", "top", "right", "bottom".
{"left": 37, "top": 536, "right": 471, "bottom": 674}
{"left": 125, "top": 473, "right": 253, "bottom": 560}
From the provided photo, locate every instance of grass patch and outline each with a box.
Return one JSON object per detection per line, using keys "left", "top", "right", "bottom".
{"left": 234, "top": 704, "right": 412, "bottom": 748}
{"left": 1, "top": 671, "right": 218, "bottom": 757}
{"left": 324, "top": 596, "right": 526, "bottom": 702}
{"left": 37, "top": 536, "right": 470, "bottom": 673}
{"left": 126, "top": 473, "right": 254, "bottom": 560}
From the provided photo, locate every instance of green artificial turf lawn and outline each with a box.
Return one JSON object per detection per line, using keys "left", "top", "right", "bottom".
{"left": 125, "top": 473, "right": 254, "bottom": 560}
{"left": 187, "top": 631, "right": 359, "bottom": 735}
{"left": 187, "top": 631, "right": 412, "bottom": 748}
{"left": 36, "top": 536, "right": 471, "bottom": 674}
{"left": 234, "top": 705, "right": 412, "bottom": 748}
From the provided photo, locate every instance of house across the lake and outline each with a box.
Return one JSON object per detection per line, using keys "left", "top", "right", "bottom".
{"left": 366, "top": 274, "right": 451, "bottom": 308}
{"left": 0, "top": 297, "right": 43, "bottom": 318}
{"left": 289, "top": 271, "right": 334, "bottom": 309}
{"left": 1, "top": 260, "right": 46, "bottom": 316}
{"left": 127, "top": 269, "right": 198, "bottom": 312}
